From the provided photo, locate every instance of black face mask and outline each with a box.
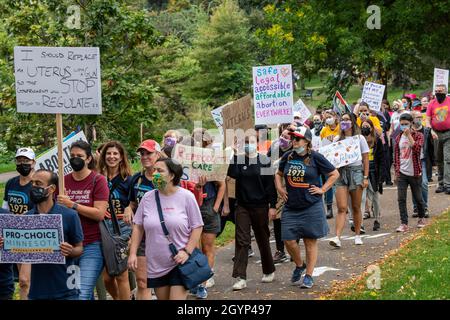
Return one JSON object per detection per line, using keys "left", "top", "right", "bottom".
{"left": 16, "top": 163, "right": 32, "bottom": 177}
{"left": 70, "top": 157, "right": 85, "bottom": 172}
{"left": 436, "top": 93, "right": 446, "bottom": 104}
{"left": 30, "top": 186, "right": 51, "bottom": 204}
{"left": 361, "top": 127, "right": 371, "bottom": 136}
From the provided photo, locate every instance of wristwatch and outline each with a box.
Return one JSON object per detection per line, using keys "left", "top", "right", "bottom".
{"left": 71, "top": 203, "right": 79, "bottom": 211}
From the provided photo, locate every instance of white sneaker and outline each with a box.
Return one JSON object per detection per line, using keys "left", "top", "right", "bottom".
{"left": 206, "top": 277, "right": 215, "bottom": 288}
{"left": 355, "top": 235, "right": 363, "bottom": 245}
{"left": 329, "top": 237, "right": 341, "bottom": 248}
{"left": 261, "top": 272, "right": 275, "bottom": 283}
{"left": 232, "top": 278, "right": 247, "bottom": 290}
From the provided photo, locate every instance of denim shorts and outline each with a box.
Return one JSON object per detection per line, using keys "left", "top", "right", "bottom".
{"left": 147, "top": 267, "right": 185, "bottom": 289}
{"left": 336, "top": 165, "right": 364, "bottom": 191}
{"left": 200, "top": 198, "right": 220, "bottom": 234}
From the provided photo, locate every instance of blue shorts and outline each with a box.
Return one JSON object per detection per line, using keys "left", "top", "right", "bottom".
{"left": 281, "top": 200, "right": 329, "bottom": 240}
{"left": 147, "top": 267, "right": 185, "bottom": 289}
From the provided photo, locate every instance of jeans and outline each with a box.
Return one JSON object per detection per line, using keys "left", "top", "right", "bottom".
{"left": 436, "top": 130, "right": 450, "bottom": 188}
{"left": 397, "top": 173, "right": 425, "bottom": 225}
{"left": 77, "top": 241, "right": 104, "bottom": 300}
{"left": 413, "top": 159, "right": 428, "bottom": 210}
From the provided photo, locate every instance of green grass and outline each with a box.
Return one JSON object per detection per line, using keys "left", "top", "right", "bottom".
{"left": 325, "top": 210, "right": 450, "bottom": 300}
{"left": 216, "top": 222, "right": 235, "bottom": 247}
{"left": 0, "top": 182, "right": 5, "bottom": 201}
{"left": 0, "top": 163, "right": 15, "bottom": 174}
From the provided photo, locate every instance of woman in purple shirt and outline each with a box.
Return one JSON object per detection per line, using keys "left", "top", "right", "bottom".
{"left": 128, "top": 158, "right": 203, "bottom": 300}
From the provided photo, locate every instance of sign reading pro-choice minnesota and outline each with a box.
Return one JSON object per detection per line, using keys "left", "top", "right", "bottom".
{"left": 14, "top": 46, "right": 102, "bottom": 115}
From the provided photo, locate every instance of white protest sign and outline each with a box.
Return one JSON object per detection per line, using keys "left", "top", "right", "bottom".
{"left": 35, "top": 131, "right": 88, "bottom": 175}
{"left": 211, "top": 105, "right": 225, "bottom": 136}
{"left": 253, "top": 64, "right": 294, "bottom": 125}
{"left": 433, "top": 68, "right": 449, "bottom": 94}
{"left": 14, "top": 46, "right": 102, "bottom": 114}
{"left": 173, "top": 144, "right": 231, "bottom": 183}
{"left": 361, "top": 81, "right": 385, "bottom": 112}
{"left": 293, "top": 99, "right": 312, "bottom": 123}
{"left": 318, "top": 136, "right": 361, "bottom": 168}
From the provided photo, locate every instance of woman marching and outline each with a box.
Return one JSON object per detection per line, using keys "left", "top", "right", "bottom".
{"left": 275, "top": 127, "right": 339, "bottom": 288}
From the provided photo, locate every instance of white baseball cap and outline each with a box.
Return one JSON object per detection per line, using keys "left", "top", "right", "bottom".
{"left": 15, "top": 147, "right": 36, "bottom": 160}
{"left": 294, "top": 112, "right": 302, "bottom": 119}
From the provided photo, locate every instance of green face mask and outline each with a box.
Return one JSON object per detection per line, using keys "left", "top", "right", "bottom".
{"left": 152, "top": 172, "right": 167, "bottom": 190}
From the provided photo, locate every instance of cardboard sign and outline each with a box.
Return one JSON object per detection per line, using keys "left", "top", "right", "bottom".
{"left": 433, "top": 68, "right": 449, "bottom": 94}
{"left": 35, "top": 131, "right": 88, "bottom": 175}
{"left": 293, "top": 99, "right": 312, "bottom": 123}
{"left": 253, "top": 64, "right": 294, "bottom": 125}
{"left": 14, "top": 46, "right": 102, "bottom": 114}
{"left": 173, "top": 144, "right": 231, "bottom": 183}
{"left": 361, "top": 81, "right": 385, "bottom": 111}
{"left": 221, "top": 95, "right": 254, "bottom": 147}
{"left": 0, "top": 214, "right": 65, "bottom": 264}
{"left": 318, "top": 136, "right": 362, "bottom": 168}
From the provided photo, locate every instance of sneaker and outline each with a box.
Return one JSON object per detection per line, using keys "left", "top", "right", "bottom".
{"left": 424, "top": 209, "right": 430, "bottom": 218}
{"left": 248, "top": 249, "right": 255, "bottom": 257}
{"left": 396, "top": 224, "right": 409, "bottom": 233}
{"left": 329, "top": 237, "right": 341, "bottom": 248}
{"left": 326, "top": 204, "right": 333, "bottom": 219}
{"left": 363, "top": 211, "right": 371, "bottom": 219}
{"left": 232, "top": 278, "right": 247, "bottom": 290}
{"left": 373, "top": 220, "right": 380, "bottom": 231}
{"left": 206, "top": 277, "right": 215, "bottom": 289}
{"left": 291, "top": 263, "right": 307, "bottom": 285}
{"left": 436, "top": 185, "right": 445, "bottom": 193}
{"left": 196, "top": 285, "right": 208, "bottom": 299}
{"left": 385, "top": 181, "right": 394, "bottom": 186}
{"left": 189, "top": 286, "right": 199, "bottom": 296}
{"left": 262, "top": 272, "right": 275, "bottom": 283}
{"left": 417, "top": 218, "right": 426, "bottom": 228}
{"left": 445, "top": 188, "right": 450, "bottom": 195}
{"left": 300, "top": 275, "right": 314, "bottom": 289}
{"left": 350, "top": 222, "right": 366, "bottom": 234}
{"left": 412, "top": 207, "right": 418, "bottom": 218}
{"left": 354, "top": 235, "right": 363, "bottom": 245}
{"left": 273, "top": 251, "right": 288, "bottom": 264}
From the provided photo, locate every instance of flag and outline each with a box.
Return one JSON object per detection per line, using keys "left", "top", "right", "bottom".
{"left": 332, "top": 91, "right": 352, "bottom": 116}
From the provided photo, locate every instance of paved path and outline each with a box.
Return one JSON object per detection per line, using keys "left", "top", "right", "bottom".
{"left": 196, "top": 183, "right": 450, "bottom": 300}
{"left": 0, "top": 171, "right": 17, "bottom": 183}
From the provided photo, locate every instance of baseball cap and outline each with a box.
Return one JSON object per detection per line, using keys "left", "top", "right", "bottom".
{"left": 137, "top": 139, "right": 161, "bottom": 153}
{"left": 412, "top": 99, "right": 421, "bottom": 108}
{"left": 289, "top": 126, "right": 312, "bottom": 142}
{"left": 294, "top": 112, "right": 302, "bottom": 119}
{"left": 15, "top": 147, "right": 35, "bottom": 160}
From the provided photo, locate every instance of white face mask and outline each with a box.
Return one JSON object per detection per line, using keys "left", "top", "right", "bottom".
{"left": 326, "top": 118, "right": 335, "bottom": 125}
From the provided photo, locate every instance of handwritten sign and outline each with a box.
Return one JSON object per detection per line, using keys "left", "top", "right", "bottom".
{"left": 253, "top": 64, "right": 294, "bottom": 125}
{"left": 318, "top": 136, "right": 361, "bottom": 168}
{"left": 35, "top": 131, "right": 88, "bottom": 175}
{"left": 433, "top": 68, "right": 449, "bottom": 94}
{"left": 221, "top": 95, "right": 254, "bottom": 147}
{"left": 361, "top": 81, "right": 385, "bottom": 112}
{"left": 14, "top": 46, "right": 102, "bottom": 115}
{"left": 211, "top": 105, "right": 225, "bottom": 136}
{"left": 0, "top": 214, "right": 65, "bottom": 264}
{"left": 173, "top": 144, "right": 231, "bottom": 183}
{"left": 293, "top": 99, "right": 312, "bottom": 123}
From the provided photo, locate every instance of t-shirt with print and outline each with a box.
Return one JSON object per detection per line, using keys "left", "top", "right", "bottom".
{"left": 3, "top": 176, "right": 34, "bottom": 214}
{"left": 426, "top": 97, "right": 450, "bottom": 132}
{"left": 64, "top": 171, "right": 109, "bottom": 245}
{"left": 399, "top": 134, "right": 414, "bottom": 176}
{"left": 106, "top": 175, "right": 132, "bottom": 219}
{"left": 128, "top": 172, "right": 154, "bottom": 206}
{"left": 133, "top": 188, "right": 204, "bottom": 278}
{"left": 26, "top": 204, "right": 83, "bottom": 300}
{"left": 278, "top": 151, "right": 335, "bottom": 210}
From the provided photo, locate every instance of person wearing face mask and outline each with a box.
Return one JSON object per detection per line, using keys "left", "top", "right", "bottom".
{"left": 2, "top": 169, "right": 84, "bottom": 299}
{"left": 226, "top": 135, "right": 277, "bottom": 291}
{"left": 124, "top": 139, "right": 161, "bottom": 300}
{"left": 320, "top": 111, "right": 340, "bottom": 146}
{"left": 128, "top": 158, "right": 203, "bottom": 300}
{"left": 360, "top": 120, "right": 386, "bottom": 231}
{"left": 162, "top": 130, "right": 180, "bottom": 149}
{"left": 411, "top": 111, "right": 433, "bottom": 218}
{"left": 311, "top": 114, "right": 323, "bottom": 151}
{"left": 57, "top": 141, "right": 109, "bottom": 300}
{"left": 3, "top": 147, "right": 36, "bottom": 300}
{"left": 426, "top": 84, "right": 450, "bottom": 194}
{"left": 355, "top": 102, "right": 383, "bottom": 136}
{"left": 275, "top": 127, "right": 339, "bottom": 289}
{"left": 97, "top": 141, "right": 133, "bottom": 300}
{"left": 329, "top": 113, "right": 370, "bottom": 247}
{"left": 394, "top": 113, "right": 426, "bottom": 232}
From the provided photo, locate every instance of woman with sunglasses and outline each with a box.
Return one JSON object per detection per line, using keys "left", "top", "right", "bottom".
{"left": 275, "top": 127, "right": 339, "bottom": 289}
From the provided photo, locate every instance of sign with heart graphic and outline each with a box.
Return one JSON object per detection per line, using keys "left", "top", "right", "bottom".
{"left": 253, "top": 64, "right": 294, "bottom": 125}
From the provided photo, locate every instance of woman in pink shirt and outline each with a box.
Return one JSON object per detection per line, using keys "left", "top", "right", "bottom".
{"left": 128, "top": 158, "right": 203, "bottom": 300}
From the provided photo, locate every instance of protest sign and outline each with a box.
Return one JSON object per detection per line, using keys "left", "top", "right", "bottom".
{"left": 173, "top": 144, "right": 231, "bottom": 183}
{"left": 361, "top": 81, "right": 385, "bottom": 111}
{"left": 293, "top": 99, "right": 312, "bottom": 123}
{"left": 433, "top": 68, "right": 449, "bottom": 94}
{"left": 318, "top": 136, "right": 361, "bottom": 168}
{"left": 14, "top": 46, "right": 102, "bottom": 115}
{"left": 35, "top": 131, "right": 88, "bottom": 175}
{"left": 0, "top": 214, "right": 65, "bottom": 264}
{"left": 221, "top": 95, "right": 254, "bottom": 147}
{"left": 211, "top": 105, "right": 225, "bottom": 136}
{"left": 253, "top": 64, "right": 294, "bottom": 125}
